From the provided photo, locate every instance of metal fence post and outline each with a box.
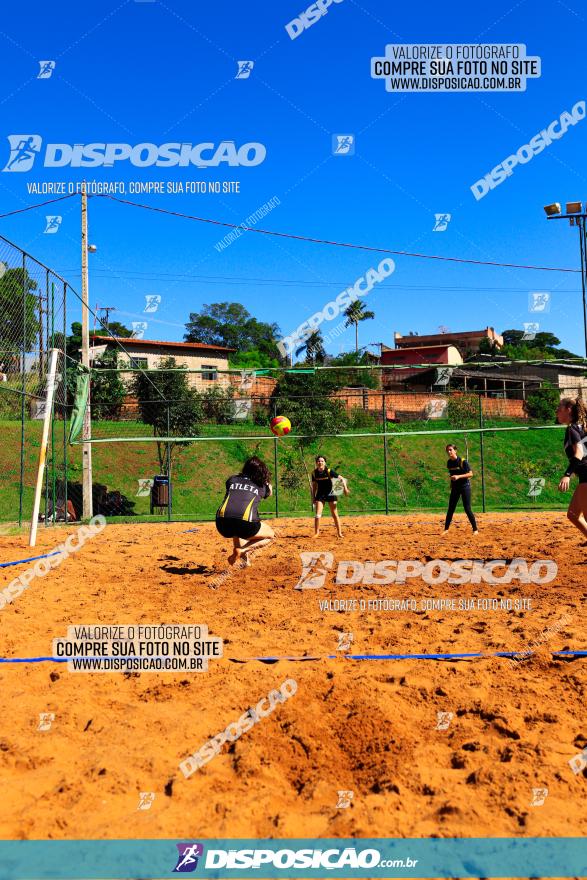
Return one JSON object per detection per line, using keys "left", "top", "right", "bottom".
{"left": 382, "top": 392, "right": 389, "bottom": 514}
{"left": 273, "top": 436, "right": 279, "bottom": 517}
{"left": 63, "top": 282, "right": 68, "bottom": 525}
{"left": 479, "top": 392, "right": 486, "bottom": 513}
{"left": 166, "top": 404, "right": 172, "bottom": 522}
{"left": 19, "top": 254, "right": 27, "bottom": 527}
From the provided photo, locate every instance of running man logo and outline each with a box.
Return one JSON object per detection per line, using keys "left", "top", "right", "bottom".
{"left": 435, "top": 711, "right": 453, "bottom": 731}
{"left": 236, "top": 61, "right": 254, "bottom": 79}
{"left": 136, "top": 479, "right": 154, "bottom": 497}
{"left": 336, "top": 790, "right": 354, "bottom": 808}
{"left": 132, "top": 321, "right": 148, "bottom": 339}
{"left": 173, "top": 843, "right": 204, "bottom": 873}
{"left": 522, "top": 322, "right": 539, "bottom": 341}
{"left": 528, "top": 477, "right": 545, "bottom": 498}
{"left": 529, "top": 291, "right": 551, "bottom": 313}
{"left": 137, "top": 792, "right": 156, "bottom": 810}
{"left": 530, "top": 787, "right": 548, "bottom": 806}
{"left": 37, "top": 60, "right": 56, "bottom": 79}
{"left": 44, "top": 215, "right": 62, "bottom": 234}
{"left": 38, "top": 712, "right": 55, "bottom": 731}
{"left": 3, "top": 135, "right": 42, "bottom": 172}
{"left": 144, "top": 294, "right": 161, "bottom": 313}
{"left": 433, "top": 213, "right": 451, "bottom": 231}
{"left": 569, "top": 748, "right": 587, "bottom": 775}
{"left": 332, "top": 134, "right": 355, "bottom": 155}
{"left": 294, "top": 551, "right": 334, "bottom": 590}
{"left": 337, "top": 631, "right": 353, "bottom": 651}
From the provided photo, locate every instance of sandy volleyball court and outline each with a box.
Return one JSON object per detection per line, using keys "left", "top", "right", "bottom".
{"left": 0, "top": 512, "right": 586, "bottom": 844}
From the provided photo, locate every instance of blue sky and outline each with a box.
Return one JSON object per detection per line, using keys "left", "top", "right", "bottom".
{"left": 0, "top": 0, "right": 586, "bottom": 357}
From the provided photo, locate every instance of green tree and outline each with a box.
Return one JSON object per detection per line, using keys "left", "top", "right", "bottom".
{"left": 90, "top": 351, "right": 126, "bottom": 420}
{"left": 185, "top": 302, "right": 281, "bottom": 360}
{"left": 523, "top": 382, "right": 561, "bottom": 421}
{"left": 272, "top": 369, "right": 348, "bottom": 447}
{"left": 229, "top": 349, "right": 279, "bottom": 370}
{"left": 295, "top": 330, "right": 326, "bottom": 365}
{"left": 344, "top": 300, "right": 375, "bottom": 352}
{"left": 0, "top": 267, "right": 40, "bottom": 371}
{"left": 133, "top": 357, "right": 203, "bottom": 474}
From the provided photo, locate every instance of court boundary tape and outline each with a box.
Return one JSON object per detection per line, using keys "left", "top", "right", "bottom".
{"left": 0, "top": 550, "right": 61, "bottom": 569}
{"left": 0, "top": 650, "right": 585, "bottom": 665}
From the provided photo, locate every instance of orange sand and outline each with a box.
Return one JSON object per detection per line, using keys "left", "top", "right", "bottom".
{"left": 0, "top": 512, "right": 586, "bottom": 844}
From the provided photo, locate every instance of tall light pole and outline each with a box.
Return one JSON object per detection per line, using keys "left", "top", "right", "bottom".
{"left": 81, "top": 183, "right": 93, "bottom": 519}
{"left": 544, "top": 201, "right": 587, "bottom": 357}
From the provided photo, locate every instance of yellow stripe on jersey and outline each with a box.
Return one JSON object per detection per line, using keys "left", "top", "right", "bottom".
{"left": 242, "top": 497, "right": 255, "bottom": 522}
{"left": 218, "top": 494, "right": 230, "bottom": 517}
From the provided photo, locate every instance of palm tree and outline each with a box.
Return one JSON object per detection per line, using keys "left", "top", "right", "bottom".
{"left": 344, "top": 300, "right": 375, "bottom": 352}
{"left": 295, "top": 330, "right": 325, "bottom": 365}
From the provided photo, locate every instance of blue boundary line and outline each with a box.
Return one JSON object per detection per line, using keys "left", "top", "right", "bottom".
{"left": 0, "top": 550, "right": 60, "bottom": 569}
{"left": 1, "top": 650, "right": 585, "bottom": 665}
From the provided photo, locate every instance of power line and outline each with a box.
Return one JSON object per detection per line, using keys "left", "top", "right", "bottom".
{"left": 0, "top": 194, "right": 77, "bottom": 219}
{"left": 97, "top": 194, "right": 581, "bottom": 274}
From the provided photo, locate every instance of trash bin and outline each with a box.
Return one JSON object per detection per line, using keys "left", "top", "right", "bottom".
{"left": 150, "top": 475, "right": 172, "bottom": 514}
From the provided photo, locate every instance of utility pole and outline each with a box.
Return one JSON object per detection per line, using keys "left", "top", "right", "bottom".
{"left": 81, "top": 183, "right": 93, "bottom": 519}
{"left": 98, "top": 306, "right": 117, "bottom": 333}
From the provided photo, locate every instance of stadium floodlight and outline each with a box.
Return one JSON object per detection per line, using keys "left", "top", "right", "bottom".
{"left": 543, "top": 203, "right": 561, "bottom": 216}
{"left": 544, "top": 198, "right": 587, "bottom": 357}
{"left": 566, "top": 201, "right": 583, "bottom": 214}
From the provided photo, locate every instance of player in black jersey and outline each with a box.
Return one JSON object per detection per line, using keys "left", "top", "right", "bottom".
{"left": 311, "top": 454, "right": 349, "bottom": 538}
{"left": 556, "top": 397, "right": 587, "bottom": 540}
{"left": 216, "top": 456, "right": 274, "bottom": 565}
{"left": 443, "top": 443, "right": 479, "bottom": 534}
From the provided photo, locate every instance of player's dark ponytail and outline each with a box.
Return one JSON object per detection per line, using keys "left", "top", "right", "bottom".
{"left": 560, "top": 397, "right": 587, "bottom": 430}
{"left": 242, "top": 456, "right": 271, "bottom": 487}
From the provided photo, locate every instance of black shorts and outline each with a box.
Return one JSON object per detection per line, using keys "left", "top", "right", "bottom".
{"left": 315, "top": 495, "right": 337, "bottom": 504}
{"left": 215, "top": 516, "right": 262, "bottom": 539}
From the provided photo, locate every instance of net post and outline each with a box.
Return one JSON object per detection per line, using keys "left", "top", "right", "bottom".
{"left": 29, "top": 348, "right": 60, "bottom": 546}
{"left": 478, "top": 392, "right": 486, "bottom": 513}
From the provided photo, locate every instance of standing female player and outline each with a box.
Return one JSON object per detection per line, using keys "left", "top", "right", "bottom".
{"left": 216, "top": 456, "right": 274, "bottom": 566}
{"left": 311, "top": 455, "right": 349, "bottom": 538}
{"left": 556, "top": 397, "right": 587, "bottom": 540}
{"left": 443, "top": 443, "right": 479, "bottom": 534}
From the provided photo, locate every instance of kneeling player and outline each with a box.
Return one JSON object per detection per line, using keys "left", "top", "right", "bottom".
{"left": 216, "top": 456, "right": 274, "bottom": 566}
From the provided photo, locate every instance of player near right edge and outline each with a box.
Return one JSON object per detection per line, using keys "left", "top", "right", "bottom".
{"left": 556, "top": 397, "right": 587, "bottom": 541}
